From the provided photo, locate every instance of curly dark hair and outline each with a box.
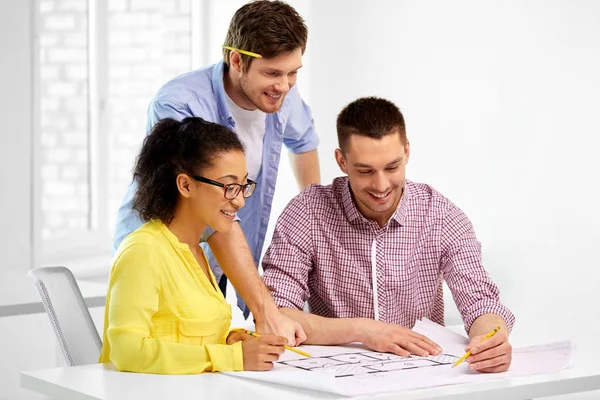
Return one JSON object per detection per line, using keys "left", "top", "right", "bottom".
{"left": 337, "top": 97, "right": 407, "bottom": 152}
{"left": 132, "top": 117, "right": 245, "bottom": 224}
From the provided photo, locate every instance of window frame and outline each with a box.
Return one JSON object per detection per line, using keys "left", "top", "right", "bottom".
{"left": 38, "top": 0, "right": 205, "bottom": 267}
{"left": 39, "top": 0, "right": 110, "bottom": 265}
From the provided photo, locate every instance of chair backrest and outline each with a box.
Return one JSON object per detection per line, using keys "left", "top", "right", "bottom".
{"left": 29, "top": 266, "right": 102, "bottom": 366}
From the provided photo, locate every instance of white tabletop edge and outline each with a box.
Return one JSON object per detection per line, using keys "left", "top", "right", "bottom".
{"left": 20, "top": 361, "right": 600, "bottom": 400}
{"left": 21, "top": 371, "right": 101, "bottom": 400}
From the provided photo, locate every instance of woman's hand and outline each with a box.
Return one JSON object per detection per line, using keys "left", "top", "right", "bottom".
{"left": 240, "top": 333, "right": 287, "bottom": 371}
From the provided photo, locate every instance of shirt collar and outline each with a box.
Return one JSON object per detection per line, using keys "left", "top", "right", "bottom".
{"left": 153, "top": 219, "right": 189, "bottom": 251}
{"left": 338, "top": 176, "right": 410, "bottom": 227}
{"left": 211, "top": 60, "right": 285, "bottom": 126}
{"left": 391, "top": 180, "right": 410, "bottom": 226}
{"left": 339, "top": 177, "right": 363, "bottom": 224}
{"left": 211, "top": 61, "right": 234, "bottom": 126}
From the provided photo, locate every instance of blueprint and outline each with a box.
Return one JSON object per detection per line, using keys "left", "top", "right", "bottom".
{"left": 280, "top": 350, "right": 458, "bottom": 378}
{"left": 225, "top": 319, "right": 573, "bottom": 396}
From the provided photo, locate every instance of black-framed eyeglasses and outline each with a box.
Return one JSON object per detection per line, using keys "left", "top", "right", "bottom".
{"left": 192, "top": 175, "right": 257, "bottom": 200}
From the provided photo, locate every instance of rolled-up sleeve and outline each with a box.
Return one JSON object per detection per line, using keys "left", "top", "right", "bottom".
{"left": 440, "top": 205, "right": 515, "bottom": 334}
{"left": 262, "top": 193, "right": 314, "bottom": 310}
{"left": 282, "top": 87, "right": 319, "bottom": 154}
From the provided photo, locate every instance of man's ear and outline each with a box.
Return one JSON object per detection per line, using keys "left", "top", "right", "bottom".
{"left": 404, "top": 139, "right": 411, "bottom": 165}
{"left": 176, "top": 174, "right": 193, "bottom": 199}
{"left": 229, "top": 51, "right": 244, "bottom": 74}
{"left": 334, "top": 148, "right": 348, "bottom": 174}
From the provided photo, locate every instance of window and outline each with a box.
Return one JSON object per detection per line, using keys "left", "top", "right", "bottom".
{"left": 36, "top": 0, "right": 310, "bottom": 269}
{"left": 39, "top": 0, "right": 91, "bottom": 242}
{"left": 38, "top": 0, "right": 194, "bottom": 264}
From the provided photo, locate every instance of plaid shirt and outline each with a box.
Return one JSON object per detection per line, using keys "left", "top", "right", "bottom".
{"left": 262, "top": 177, "right": 515, "bottom": 333}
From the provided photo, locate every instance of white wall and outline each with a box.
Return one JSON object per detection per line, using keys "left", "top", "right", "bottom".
{"left": 308, "top": 0, "right": 600, "bottom": 344}
{"left": 0, "top": 2, "right": 48, "bottom": 398}
{"left": 0, "top": 0, "right": 36, "bottom": 273}
{"left": 3, "top": 1, "right": 599, "bottom": 398}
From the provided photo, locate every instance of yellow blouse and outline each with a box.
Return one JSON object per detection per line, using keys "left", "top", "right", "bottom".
{"left": 99, "top": 220, "right": 244, "bottom": 374}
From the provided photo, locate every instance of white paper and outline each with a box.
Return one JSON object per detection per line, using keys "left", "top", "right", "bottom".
{"left": 224, "top": 319, "right": 572, "bottom": 397}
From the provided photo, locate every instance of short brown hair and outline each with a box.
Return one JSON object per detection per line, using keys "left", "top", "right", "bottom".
{"left": 222, "top": 1, "right": 308, "bottom": 71}
{"left": 336, "top": 97, "right": 407, "bottom": 152}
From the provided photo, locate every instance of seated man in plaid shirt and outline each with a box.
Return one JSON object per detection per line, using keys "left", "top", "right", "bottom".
{"left": 261, "top": 97, "right": 515, "bottom": 373}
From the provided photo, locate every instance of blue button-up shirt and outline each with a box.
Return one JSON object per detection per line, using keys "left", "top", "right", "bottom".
{"left": 113, "top": 61, "right": 319, "bottom": 315}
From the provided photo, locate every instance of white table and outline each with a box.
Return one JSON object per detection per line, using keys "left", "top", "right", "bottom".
{"left": 19, "top": 360, "right": 600, "bottom": 400}
{"left": 21, "top": 332, "right": 600, "bottom": 400}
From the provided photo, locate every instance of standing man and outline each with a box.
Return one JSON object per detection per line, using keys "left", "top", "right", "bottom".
{"left": 262, "top": 97, "right": 515, "bottom": 372}
{"left": 114, "top": 1, "right": 319, "bottom": 345}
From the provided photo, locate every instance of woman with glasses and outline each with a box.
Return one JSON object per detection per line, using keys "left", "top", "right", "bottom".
{"left": 99, "top": 117, "right": 287, "bottom": 374}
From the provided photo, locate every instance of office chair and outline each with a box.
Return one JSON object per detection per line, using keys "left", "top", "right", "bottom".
{"left": 28, "top": 266, "right": 102, "bottom": 366}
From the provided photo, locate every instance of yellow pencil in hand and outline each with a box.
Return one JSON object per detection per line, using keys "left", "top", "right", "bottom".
{"left": 245, "top": 330, "right": 311, "bottom": 358}
{"left": 452, "top": 326, "right": 500, "bottom": 368}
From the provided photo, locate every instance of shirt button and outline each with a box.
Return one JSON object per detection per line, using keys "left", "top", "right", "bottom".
{"left": 378, "top": 306, "right": 384, "bottom": 312}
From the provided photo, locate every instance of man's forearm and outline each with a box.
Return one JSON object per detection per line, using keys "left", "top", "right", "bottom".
{"left": 469, "top": 313, "right": 509, "bottom": 339}
{"left": 280, "top": 308, "right": 364, "bottom": 345}
{"left": 289, "top": 149, "right": 320, "bottom": 190}
{"left": 207, "top": 222, "right": 277, "bottom": 320}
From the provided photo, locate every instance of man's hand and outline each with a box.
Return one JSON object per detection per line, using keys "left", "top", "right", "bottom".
{"left": 255, "top": 309, "right": 307, "bottom": 347}
{"left": 465, "top": 330, "right": 512, "bottom": 372}
{"left": 359, "top": 319, "right": 442, "bottom": 357}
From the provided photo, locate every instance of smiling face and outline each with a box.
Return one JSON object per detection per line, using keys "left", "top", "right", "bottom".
{"left": 335, "top": 131, "right": 410, "bottom": 227}
{"left": 178, "top": 149, "right": 249, "bottom": 234}
{"left": 226, "top": 48, "right": 302, "bottom": 113}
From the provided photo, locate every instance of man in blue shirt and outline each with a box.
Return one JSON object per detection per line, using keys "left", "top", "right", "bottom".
{"left": 113, "top": 1, "right": 319, "bottom": 345}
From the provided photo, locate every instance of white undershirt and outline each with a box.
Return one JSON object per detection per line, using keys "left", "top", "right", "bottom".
{"left": 225, "top": 93, "right": 266, "bottom": 181}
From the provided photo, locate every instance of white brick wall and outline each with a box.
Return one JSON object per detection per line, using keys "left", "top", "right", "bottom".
{"left": 39, "top": 0, "right": 192, "bottom": 240}
{"left": 39, "top": 0, "right": 89, "bottom": 240}
{"left": 106, "top": 0, "right": 191, "bottom": 233}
